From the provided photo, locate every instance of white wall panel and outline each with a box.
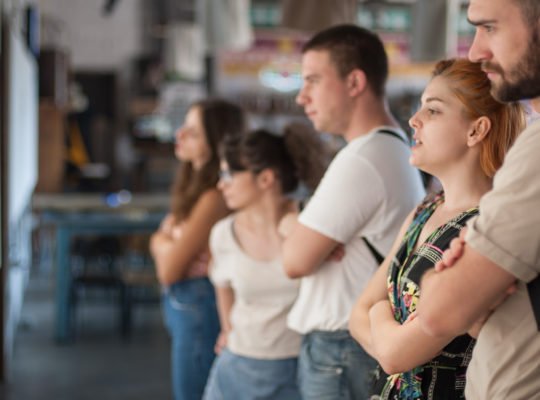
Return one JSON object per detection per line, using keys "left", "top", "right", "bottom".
{"left": 7, "top": 29, "right": 37, "bottom": 225}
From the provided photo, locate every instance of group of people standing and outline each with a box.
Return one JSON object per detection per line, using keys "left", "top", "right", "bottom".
{"left": 150, "top": 0, "right": 540, "bottom": 399}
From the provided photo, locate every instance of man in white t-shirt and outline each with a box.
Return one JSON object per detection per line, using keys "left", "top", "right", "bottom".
{"left": 417, "top": 1, "right": 540, "bottom": 399}
{"left": 282, "top": 25, "right": 425, "bottom": 400}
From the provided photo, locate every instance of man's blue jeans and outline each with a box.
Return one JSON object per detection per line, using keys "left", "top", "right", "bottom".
{"left": 163, "top": 277, "right": 220, "bottom": 400}
{"left": 298, "top": 330, "right": 378, "bottom": 400}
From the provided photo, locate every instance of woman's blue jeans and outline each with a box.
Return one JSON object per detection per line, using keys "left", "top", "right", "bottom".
{"left": 203, "top": 348, "right": 301, "bottom": 400}
{"left": 163, "top": 277, "right": 220, "bottom": 400}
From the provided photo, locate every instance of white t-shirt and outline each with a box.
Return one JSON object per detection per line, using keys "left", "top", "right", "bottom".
{"left": 287, "top": 127, "right": 425, "bottom": 334}
{"left": 209, "top": 215, "right": 302, "bottom": 359}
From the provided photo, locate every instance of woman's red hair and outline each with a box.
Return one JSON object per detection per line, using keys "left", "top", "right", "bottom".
{"left": 432, "top": 59, "right": 526, "bottom": 177}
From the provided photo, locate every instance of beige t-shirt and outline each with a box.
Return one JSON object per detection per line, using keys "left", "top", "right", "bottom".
{"left": 209, "top": 215, "right": 301, "bottom": 360}
{"left": 465, "top": 118, "right": 540, "bottom": 400}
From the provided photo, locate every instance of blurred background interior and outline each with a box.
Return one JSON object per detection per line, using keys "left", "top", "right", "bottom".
{"left": 0, "top": 0, "right": 473, "bottom": 398}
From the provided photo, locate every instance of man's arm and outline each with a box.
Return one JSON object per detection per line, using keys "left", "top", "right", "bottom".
{"left": 418, "top": 243, "right": 516, "bottom": 338}
{"left": 281, "top": 149, "right": 385, "bottom": 279}
{"left": 282, "top": 220, "right": 340, "bottom": 279}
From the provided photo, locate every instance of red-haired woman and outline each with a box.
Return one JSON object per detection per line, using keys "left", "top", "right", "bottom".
{"left": 349, "top": 58, "right": 525, "bottom": 400}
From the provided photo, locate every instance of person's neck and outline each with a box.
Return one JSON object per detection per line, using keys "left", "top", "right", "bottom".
{"left": 343, "top": 97, "right": 399, "bottom": 142}
{"left": 192, "top": 159, "right": 207, "bottom": 171}
{"left": 437, "top": 164, "right": 492, "bottom": 213}
{"left": 236, "top": 193, "right": 287, "bottom": 233}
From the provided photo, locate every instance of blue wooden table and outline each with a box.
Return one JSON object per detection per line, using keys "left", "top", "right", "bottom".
{"left": 33, "top": 194, "right": 168, "bottom": 342}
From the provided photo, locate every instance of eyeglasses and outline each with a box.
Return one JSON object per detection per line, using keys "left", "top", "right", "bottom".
{"left": 218, "top": 169, "right": 236, "bottom": 184}
{"left": 219, "top": 166, "right": 251, "bottom": 183}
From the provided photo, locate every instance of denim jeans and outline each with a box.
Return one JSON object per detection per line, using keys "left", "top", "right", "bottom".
{"left": 298, "top": 330, "right": 378, "bottom": 400}
{"left": 163, "top": 277, "right": 220, "bottom": 400}
{"left": 203, "top": 348, "right": 301, "bottom": 400}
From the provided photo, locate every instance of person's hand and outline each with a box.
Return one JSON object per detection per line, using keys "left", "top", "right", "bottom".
{"left": 326, "top": 243, "right": 345, "bottom": 262}
{"left": 431, "top": 227, "right": 519, "bottom": 337}
{"left": 149, "top": 230, "right": 172, "bottom": 257}
{"left": 170, "top": 223, "right": 183, "bottom": 240}
{"left": 434, "top": 228, "right": 467, "bottom": 272}
{"left": 214, "top": 330, "right": 228, "bottom": 355}
{"left": 159, "top": 214, "right": 176, "bottom": 235}
{"left": 403, "top": 310, "right": 418, "bottom": 325}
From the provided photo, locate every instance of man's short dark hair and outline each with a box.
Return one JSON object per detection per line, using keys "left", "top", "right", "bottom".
{"left": 302, "top": 24, "right": 388, "bottom": 98}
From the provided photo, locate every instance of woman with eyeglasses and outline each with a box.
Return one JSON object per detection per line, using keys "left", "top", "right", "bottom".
{"left": 202, "top": 124, "right": 330, "bottom": 400}
{"left": 150, "top": 98, "right": 245, "bottom": 400}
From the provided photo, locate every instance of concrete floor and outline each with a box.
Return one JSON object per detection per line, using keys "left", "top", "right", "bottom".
{"left": 0, "top": 273, "right": 172, "bottom": 400}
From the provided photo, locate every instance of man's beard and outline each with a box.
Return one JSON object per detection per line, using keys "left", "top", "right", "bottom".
{"left": 484, "top": 29, "right": 540, "bottom": 102}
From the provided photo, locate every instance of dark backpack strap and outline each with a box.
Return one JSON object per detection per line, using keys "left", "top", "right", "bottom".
{"left": 377, "top": 128, "right": 410, "bottom": 146}
{"left": 362, "top": 237, "right": 385, "bottom": 265}
{"left": 527, "top": 275, "right": 540, "bottom": 331}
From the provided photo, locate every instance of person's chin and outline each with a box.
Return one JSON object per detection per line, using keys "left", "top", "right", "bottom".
{"left": 313, "top": 121, "right": 331, "bottom": 134}
{"left": 224, "top": 198, "right": 238, "bottom": 210}
{"left": 409, "top": 154, "right": 423, "bottom": 169}
{"left": 489, "top": 82, "right": 509, "bottom": 102}
{"left": 308, "top": 117, "right": 320, "bottom": 129}
{"left": 307, "top": 115, "right": 321, "bottom": 129}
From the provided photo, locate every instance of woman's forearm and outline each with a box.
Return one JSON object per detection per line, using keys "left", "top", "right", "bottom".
{"left": 151, "top": 190, "right": 229, "bottom": 285}
{"left": 150, "top": 232, "right": 181, "bottom": 284}
{"left": 349, "top": 298, "right": 378, "bottom": 359}
{"left": 150, "top": 231, "right": 173, "bottom": 257}
{"left": 369, "top": 300, "right": 453, "bottom": 375}
{"left": 350, "top": 207, "right": 418, "bottom": 359}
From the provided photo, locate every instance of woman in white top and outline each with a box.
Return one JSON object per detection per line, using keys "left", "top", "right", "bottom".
{"left": 203, "top": 124, "right": 329, "bottom": 400}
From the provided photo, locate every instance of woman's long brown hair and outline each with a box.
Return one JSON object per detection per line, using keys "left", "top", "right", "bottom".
{"left": 170, "top": 99, "right": 245, "bottom": 221}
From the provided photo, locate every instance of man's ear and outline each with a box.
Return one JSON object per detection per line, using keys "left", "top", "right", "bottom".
{"left": 256, "top": 168, "right": 276, "bottom": 190}
{"left": 467, "top": 116, "right": 491, "bottom": 147}
{"left": 347, "top": 69, "right": 367, "bottom": 97}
